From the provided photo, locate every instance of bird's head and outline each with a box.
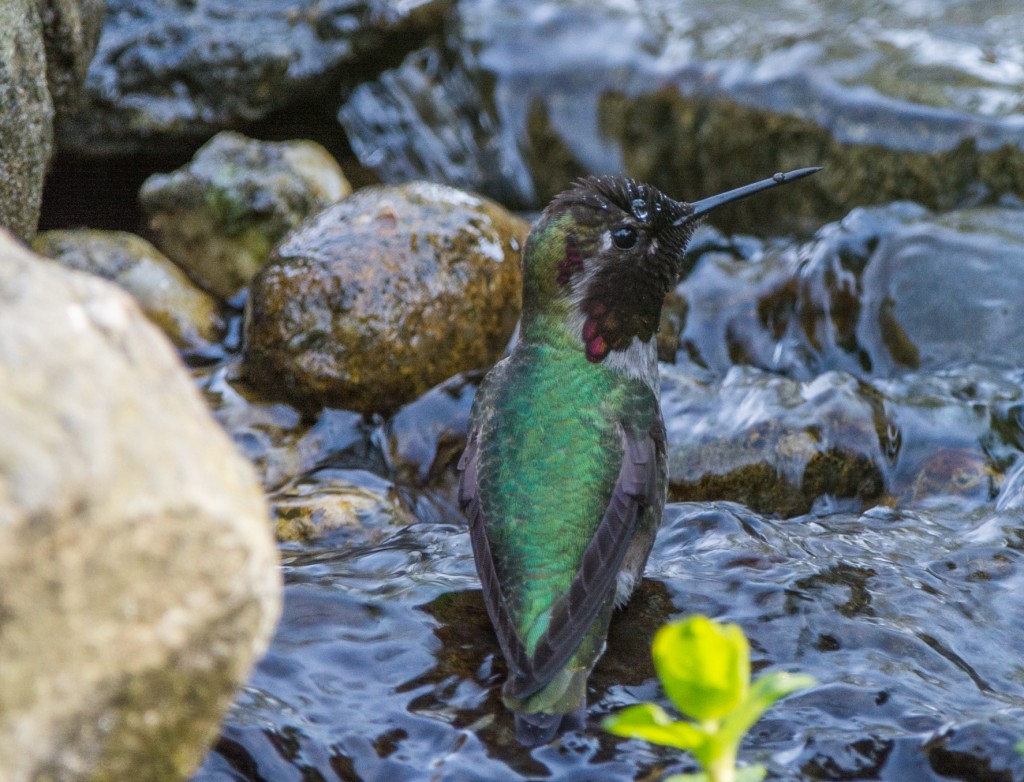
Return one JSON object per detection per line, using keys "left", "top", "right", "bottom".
{"left": 520, "top": 168, "right": 819, "bottom": 364}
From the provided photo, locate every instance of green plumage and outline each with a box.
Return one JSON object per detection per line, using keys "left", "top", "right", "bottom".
{"left": 473, "top": 315, "right": 660, "bottom": 686}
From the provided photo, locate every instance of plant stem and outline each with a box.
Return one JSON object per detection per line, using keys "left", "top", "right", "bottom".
{"left": 706, "top": 748, "right": 737, "bottom": 782}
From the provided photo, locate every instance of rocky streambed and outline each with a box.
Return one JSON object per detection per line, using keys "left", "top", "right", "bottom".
{"left": 3, "top": 1, "right": 1024, "bottom": 781}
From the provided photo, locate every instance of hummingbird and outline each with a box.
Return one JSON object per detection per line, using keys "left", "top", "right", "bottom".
{"left": 457, "top": 167, "right": 820, "bottom": 746}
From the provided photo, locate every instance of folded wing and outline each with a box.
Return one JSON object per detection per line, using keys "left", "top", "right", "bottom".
{"left": 458, "top": 420, "right": 660, "bottom": 700}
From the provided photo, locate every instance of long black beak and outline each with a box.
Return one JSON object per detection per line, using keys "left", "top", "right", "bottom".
{"left": 673, "top": 166, "right": 821, "bottom": 224}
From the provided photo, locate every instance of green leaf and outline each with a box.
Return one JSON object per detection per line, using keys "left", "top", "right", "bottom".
{"left": 653, "top": 616, "right": 750, "bottom": 723}
{"left": 602, "top": 703, "right": 709, "bottom": 752}
{"left": 719, "top": 671, "right": 816, "bottom": 747}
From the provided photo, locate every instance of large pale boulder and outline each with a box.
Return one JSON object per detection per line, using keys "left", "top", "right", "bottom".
{"left": 0, "top": 230, "right": 281, "bottom": 782}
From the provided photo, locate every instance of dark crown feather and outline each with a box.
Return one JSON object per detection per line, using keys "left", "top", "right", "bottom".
{"left": 551, "top": 175, "right": 692, "bottom": 232}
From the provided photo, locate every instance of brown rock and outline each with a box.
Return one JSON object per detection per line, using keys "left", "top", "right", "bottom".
{"left": 244, "top": 181, "right": 525, "bottom": 414}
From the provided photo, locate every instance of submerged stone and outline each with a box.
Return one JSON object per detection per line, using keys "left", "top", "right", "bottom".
{"left": 141, "top": 132, "right": 351, "bottom": 299}
{"left": 662, "top": 361, "right": 1021, "bottom": 517}
{"left": 665, "top": 203, "right": 1024, "bottom": 382}
{"left": 793, "top": 204, "right": 1024, "bottom": 378}
{"left": 33, "top": 228, "right": 226, "bottom": 357}
{"left": 272, "top": 468, "right": 415, "bottom": 546}
{"left": 342, "top": 0, "right": 1024, "bottom": 230}
{"left": 244, "top": 182, "right": 525, "bottom": 415}
{"left": 662, "top": 364, "right": 886, "bottom": 517}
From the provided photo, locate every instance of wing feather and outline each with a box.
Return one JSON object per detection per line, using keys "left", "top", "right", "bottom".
{"left": 458, "top": 430, "right": 533, "bottom": 679}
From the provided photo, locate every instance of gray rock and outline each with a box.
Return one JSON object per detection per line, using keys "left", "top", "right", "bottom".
{"left": 244, "top": 182, "right": 526, "bottom": 415}
{"left": 141, "top": 132, "right": 352, "bottom": 299}
{"left": 59, "top": 0, "right": 451, "bottom": 157}
{"left": 341, "top": 0, "right": 1024, "bottom": 229}
{"left": 33, "top": 228, "right": 225, "bottom": 356}
{"left": 40, "top": 0, "right": 107, "bottom": 119}
{"left": 0, "top": 0, "right": 54, "bottom": 241}
{"left": 0, "top": 230, "right": 281, "bottom": 782}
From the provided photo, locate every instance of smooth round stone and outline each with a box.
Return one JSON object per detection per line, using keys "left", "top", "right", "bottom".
{"left": 244, "top": 181, "right": 525, "bottom": 415}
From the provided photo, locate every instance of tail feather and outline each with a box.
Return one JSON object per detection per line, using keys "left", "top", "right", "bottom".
{"left": 514, "top": 704, "right": 586, "bottom": 747}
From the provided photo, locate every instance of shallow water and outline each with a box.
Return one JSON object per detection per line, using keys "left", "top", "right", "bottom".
{"left": 193, "top": 497, "right": 1024, "bottom": 781}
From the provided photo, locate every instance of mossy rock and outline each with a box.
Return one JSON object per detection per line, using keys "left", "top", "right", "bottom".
{"left": 140, "top": 132, "right": 351, "bottom": 299}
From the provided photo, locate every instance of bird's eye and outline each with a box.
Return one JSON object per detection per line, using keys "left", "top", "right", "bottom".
{"left": 611, "top": 226, "right": 638, "bottom": 250}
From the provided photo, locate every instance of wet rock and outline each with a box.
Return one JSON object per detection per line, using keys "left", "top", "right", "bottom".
{"left": 793, "top": 204, "right": 1024, "bottom": 378}
{"left": 342, "top": 1, "right": 1024, "bottom": 229}
{"left": 244, "top": 182, "right": 525, "bottom": 415}
{"left": 272, "top": 468, "right": 414, "bottom": 546}
{"left": 668, "top": 227, "right": 793, "bottom": 373}
{"left": 662, "top": 361, "right": 1022, "bottom": 516}
{"left": 995, "top": 457, "right": 1024, "bottom": 512}
{"left": 665, "top": 203, "right": 1024, "bottom": 382}
{"left": 338, "top": 47, "right": 532, "bottom": 208}
{"left": 871, "top": 366, "right": 1020, "bottom": 507}
{"left": 33, "top": 228, "right": 225, "bottom": 356}
{"left": 0, "top": 231, "right": 281, "bottom": 782}
{"left": 59, "top": 0, "right": 452, "bottom": 157}
{"left": 0, "top": 0, "right": 53, "bottom": 241}
{"left": 924, "top": 722, "right": 1024, "bottom": 782}
{"left": 856, "top": 208, "right": 1024, "bottom": 376}
{"left": 140, "top": 132, "right": 352, "bottom": 299}
{"left": 799, "top": 735, "right": 895, "bottom": 780}
{"left": 902, "top": 448, "right": 1000, "bottom": 508}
